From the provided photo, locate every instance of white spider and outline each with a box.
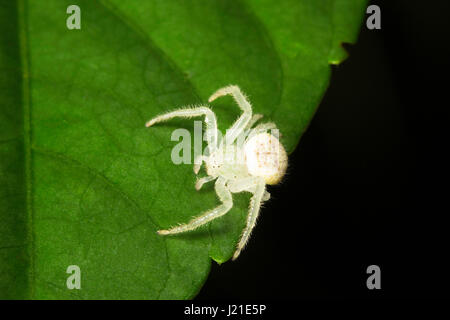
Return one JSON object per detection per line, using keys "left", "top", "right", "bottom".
{"left": 145, "top": 85, "right": 288, "bottom": 260}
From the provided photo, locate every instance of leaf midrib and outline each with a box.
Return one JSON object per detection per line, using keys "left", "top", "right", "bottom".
{"left": 17, "top": 0, "right": 189, "bottom": 299}
{"left": 17, "top": 0, "right": 34, "bottom": 300}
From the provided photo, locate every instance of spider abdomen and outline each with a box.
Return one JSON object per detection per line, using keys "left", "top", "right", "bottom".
{"left": 244, "top": 132, "right": 288, "bottom": 185}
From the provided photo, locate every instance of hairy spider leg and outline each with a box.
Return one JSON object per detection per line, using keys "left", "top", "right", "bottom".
{"left": 243, "top": 122, "right": 280, "bottom": 144}
{"left": 195, "top": 175, "right": 216, "bottom": 191}
{"left": 232, "top": 177, "right": 266, "bottom": 260}
{"left": 253, "top": 122, "right": 277, "bottom": 133}
{"left": 228, "top": 177, "right": 271, "bottom": 202}
{"left": 208, "top": 85, "right": 253, "bottom": 146}
{"left": 157, "top": 177, "right": 232, "bottom": 235}
{"left": 246, "top": 114, "right": 264, "bottom": 129}
{"left": 193, "top": 154, "right": 209, "bottom": 175}
{"left": 145, "top": 106, "right": 218, "bottom": 152}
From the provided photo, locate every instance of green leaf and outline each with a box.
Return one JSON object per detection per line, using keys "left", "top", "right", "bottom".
{"left": 0, "top": 0, "right": 367, "bottom": 299}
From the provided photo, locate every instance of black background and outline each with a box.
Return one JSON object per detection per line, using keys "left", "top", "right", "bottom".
{"left": 197, "top": 0, "right": 450, "bottom": 299}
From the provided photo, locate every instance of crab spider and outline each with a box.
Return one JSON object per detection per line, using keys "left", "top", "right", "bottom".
{"left": 145, "top": 85, "right": 288, "bottom": 260}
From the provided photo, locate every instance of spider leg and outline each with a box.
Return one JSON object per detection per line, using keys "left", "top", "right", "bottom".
{"left": 245, "top": 122, "right": 280, "bottom": 143}
{"left": 232, "top": 177, "right": 266, "bottom": 260}
{"left": 157, "top": 177, "right": 232, "bottom": 235}
{"left": 246, "top": 114, "right": 264, "bottom": 129}
{"left": 227, "top": 177, "right": 271, "bottom": 201}
{"left": 195, "top": 175, "right": 216, "bottom": 191}
{"left": 262, "top": 191, "right": 271, "bottom": 201}
{"left": 193, "top": 155, "right": 208, "bottom": 174}
{"left": 252, "top": 122, "right": 278, "bottom": 134}
{"left": 208, "top": 85, "right": 253, "bottom": 145}
{"left": 146, "top": 105, "right": 218, "bottom": 152}
{"left": 227, "top": 177, "right": 260, "bottom": 193}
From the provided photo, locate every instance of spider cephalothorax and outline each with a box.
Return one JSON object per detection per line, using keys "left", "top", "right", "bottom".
{"left": 146, "top": 85, "right": 287, "bottom": 260}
